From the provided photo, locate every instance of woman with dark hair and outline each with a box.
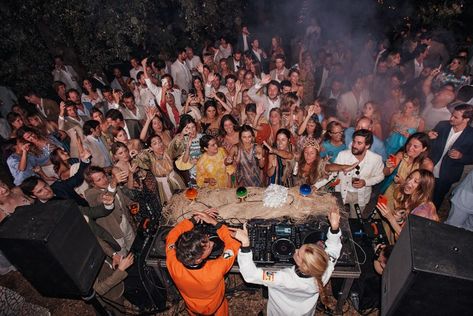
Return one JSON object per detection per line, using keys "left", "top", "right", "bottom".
{"left": 168, "top": 115, "right": 203, "bottom": 184}
{"left": 81, "top": 78, "right": 104, "bottom": 107}
{"left": 320, "top": 121, "right": 346, "bottom": 163}
{"left": 241, "top": 103, "right": 271, "bottom": 145}
{"left": 26, "top": 112, "right": 69, "bottom": 151}
{"left": 265, "top": 128, "right": 295, "bottom": 187}
{"left": 191, "top": 76, "right": 205, "bottom": 105}
{"left": 200, "top": 100, "right": 224, "bottom": 137}
{"left": 91, "top": 108, "right": 112, "bottom": 145}
{"left": 378, "top": 169, "right": 439, "bottom": 243}
{"left": 133, "top": 135, "right": 185, "bottom": 204}
{"left": 297, "top": 106, "right": 323, "bottom": 154}
{"left": 50, "top": 148, "right": 88, "bottom": 197}
{"left": 196, "top": 134, "right": 230, "bottom": 188}
{"left": 17, "top": 126, "right": 66, "bottom": 181}
{"left": 7, "top": 112, "right": 24, "bottom": 138}
{"left": 218, "top": 114, "right": 240, "bottom": 153}
{"left": 294, "top": 138, "right": 357, "bottom": 187}
{"left": 139, "top": 106, "right": 172, "bottom": 147}
{"left": 110, "top": 127, "right": 142, "bottom": 158}
{"left": 288, "top": 69, "right": 304, "bottom": 99}
{"left": 228, "top": 124, "right": 265, "bottom": 187}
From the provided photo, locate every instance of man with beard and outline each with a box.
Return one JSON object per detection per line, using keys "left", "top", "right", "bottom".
{"left": 334, "top": 129, "right": 384, "bottom": 217}
{"left": 66, "top": 88, "right": 92, "bottom": 118}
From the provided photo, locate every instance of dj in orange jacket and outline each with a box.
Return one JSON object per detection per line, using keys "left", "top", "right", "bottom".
{"left": 166, "top": 209, "right": 241, "bottom": 316}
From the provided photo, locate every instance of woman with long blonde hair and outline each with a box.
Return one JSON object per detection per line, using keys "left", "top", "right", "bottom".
{"left": 233, "top": 207, "right": 342, "bottom": 315}
{"left": 378, "top": 169, "right": 438, "bottom": 243}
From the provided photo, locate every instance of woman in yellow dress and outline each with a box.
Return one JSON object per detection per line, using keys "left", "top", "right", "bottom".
{"left": 196, "top": 134, "right": 231, "bottom": 189}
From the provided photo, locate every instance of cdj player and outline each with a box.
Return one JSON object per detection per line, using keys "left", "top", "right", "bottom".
{"left": 247, "top": 219, "right": 357, "bottom": 267}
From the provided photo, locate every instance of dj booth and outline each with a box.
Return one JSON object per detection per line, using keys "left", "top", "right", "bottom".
{"left": 143, "top": 187, "right": 361, "bottom": 313}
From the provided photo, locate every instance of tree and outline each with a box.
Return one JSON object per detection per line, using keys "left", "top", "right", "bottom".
{"left": 0, "top": 0, "right": 245, "bottom": 96}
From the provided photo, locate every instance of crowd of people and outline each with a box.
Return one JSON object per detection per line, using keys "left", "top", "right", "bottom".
{"left": 1, "top": 20, "right": 473, "bottom": 315}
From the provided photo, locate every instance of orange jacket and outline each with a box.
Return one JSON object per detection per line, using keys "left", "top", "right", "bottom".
{"left": 166, "top": 219, "right": 240, "bottom": 315}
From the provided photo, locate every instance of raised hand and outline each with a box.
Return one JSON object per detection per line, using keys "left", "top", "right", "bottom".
{"left": 327, "top": 207, "right": 340, "bottom": 231}
{"left": 427, "top": 130, "right": 438, "bottom": 140}
{"left": 145, "top": 106, "right": 157, "bottom": 120}
{"left": 256, "top": 102, "right": 265, "bottom": 116}
{"left": 229, "top": 223, "right": 250, "bottom": 247}
{"left": 260, "top": 74, "right": 271, "bottom": 85}
{"left": 207, "top": 72, "right": 216, "bottom": 84}
{"left": 141, "top": 58, "right": 148, "bottom": 68}
{"left": 235, "top": 80, "right": 242, "bottom": 92}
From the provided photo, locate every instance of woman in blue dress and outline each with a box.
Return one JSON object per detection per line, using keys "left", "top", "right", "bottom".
{"left": 384, "top": 98, "right": 424, "bottom": 156}
{"left": 320, "top": 121, "right": 346, "bottom": 163}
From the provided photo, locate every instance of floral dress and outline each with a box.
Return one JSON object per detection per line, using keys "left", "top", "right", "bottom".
{"left": 196, "top": 148, "right": 229, "bottom": 189}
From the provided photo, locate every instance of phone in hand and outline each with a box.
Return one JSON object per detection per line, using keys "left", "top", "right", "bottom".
{"left": 378, "top": 195, "right": 388, "bottom": 206}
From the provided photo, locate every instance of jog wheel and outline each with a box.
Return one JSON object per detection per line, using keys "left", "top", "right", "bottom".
{"left": 302, "top": 231, "right": 326, "bottom": 248}
{"left": 209, "top": 235, "right": 224, "bottom": 259}
{"left": 271, "top": 238, "right": 295, "bottom": 260}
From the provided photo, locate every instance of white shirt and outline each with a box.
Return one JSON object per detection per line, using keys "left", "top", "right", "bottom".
{"left": 317, "top": 68, "right": 330, "bottom": 96}
{"left": 421, "top": 99, "right": 451, "bottom": 131}
{"left": 334, "top": 149, "right": 385, "bottom": 207}
{"left": 129, "top": 66, "right": 144, "bottom": 81}
{"left": 243, "top": 34, "right": 249, "bottom": 51}
{"left": 186, "top": 55, "right": 202, "bottom": 72}
{"left": 433, "top": 127, "right": 463, "bottom": 178}
{"left": 248, "top": 83, "right": 281, "bottom": 119}
{"left": 414, "top": 58, "right": 423, "bottom": 78}
{"left": 238, "top": 229, "right": 342, "bottom": 316}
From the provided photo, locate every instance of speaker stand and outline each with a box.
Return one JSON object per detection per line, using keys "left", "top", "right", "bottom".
{"left": 83, "top": 290, "right": 111, "bottom": 316}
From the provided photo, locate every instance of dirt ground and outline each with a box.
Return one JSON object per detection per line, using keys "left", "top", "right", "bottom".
{"left": 0, "top": 270, "right": 377, "bottom": 316}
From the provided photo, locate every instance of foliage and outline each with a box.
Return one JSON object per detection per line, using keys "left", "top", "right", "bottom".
{"left": 0, "top": 0, "right": 244, "bottom": 96}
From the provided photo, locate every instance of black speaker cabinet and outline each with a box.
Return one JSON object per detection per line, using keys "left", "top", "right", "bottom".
{"left": 381, "top": 215, "right": 473, "bottom": 316}
{"left": 0, "top": 200, "right": 105, "bottom": 298}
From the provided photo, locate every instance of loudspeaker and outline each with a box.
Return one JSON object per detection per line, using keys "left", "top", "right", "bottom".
{"left": 381, "top": 215, "right": 473, "bottom": 316}
{"left": 125, "top": 220, "right": 167, "bottom": 311}
{"left": 0, "top": 200, "right": 105, "bottom": 298}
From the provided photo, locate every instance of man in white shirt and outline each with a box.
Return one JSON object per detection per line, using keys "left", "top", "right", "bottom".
{"left": 185, "top": 47, "right": 202, "bottom": 74}
{"left": 429, "top": 104, "right": 473, "bottom": 208}
{"left": 101, "top": 87, "right": 120, "bottom": 112}
{"left": 110, "top": 67, "right": 130, "bottom": 92}
{"left": 51, "top": 56, "right": 81, "bottom": 92}
{"left": 269, "top": 54, "right": 289, "bottom": 82}
{"left": 120, "top": 92, "right": 146, "bottom": 122}
{"left": 248, "top": 74, "right": 281, "bottom": 119}
{"left": 134, "top": 71, "right": 156, "bottom": 108}
{"left": 204, "top": 73, "right": 228, "bottom": 98}
{"left": 421, "top": 87, "right": 456, "bottom": 130}
{"left": 337, "top": 76, "right": 370, "bottom": 126}
{"left": 129, "top": 57, "right": 144, "bottom": 81}
{"left": 334, "top": 129, "right": 384, "bottom": 216}
{"left": 171, "top": 48, "right": 192, "bottom": 92}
